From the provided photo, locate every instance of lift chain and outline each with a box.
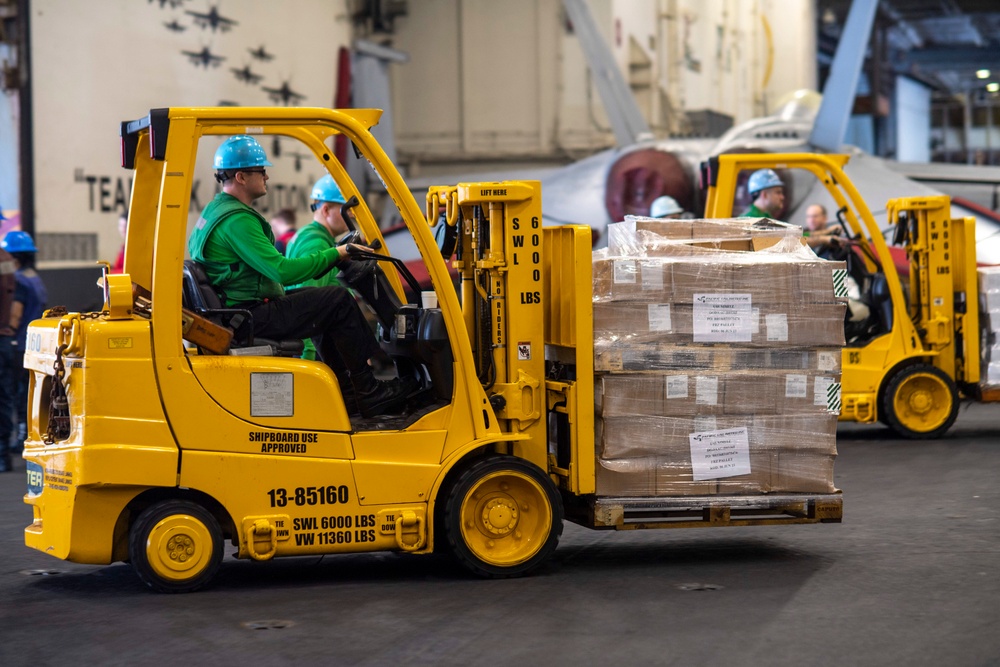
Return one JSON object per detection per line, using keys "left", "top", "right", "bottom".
{"left": 43, "top": 344, "right": 72, "bottom": 445}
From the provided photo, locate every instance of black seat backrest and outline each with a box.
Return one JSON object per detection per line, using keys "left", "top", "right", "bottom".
{"left": 181, "top": 259, "right": 304, "bottom": 358}
{"left": 869, "top": 272, "right": 893, "bottom": 332}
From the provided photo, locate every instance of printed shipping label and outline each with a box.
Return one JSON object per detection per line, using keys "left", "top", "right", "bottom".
{"left": 817, "top": 351, "right": 838, "bottom": 372}
{"left": 692, "top": 293, "right": 753, "bottom": 342}
{"left": 689, "top": 427, "right": 752, "bottom": 481}
{"left": 613, "top": 259, "right": 636, "bottom": 284}
{"left": 695, "top": 376, "right": 719, "bottom": 405}
{"left": 648, "top": 304, "right": 672, "bottom": 332}
{"left": 814, "top": 376, "right": 837, "bottom": 407}
{"left": 785, "top": 374, "right": 808, "bottom": 398}
{"left": 765, "top": 313, "right": 789, "bottom": 342}
{"left": 665, "top": 375, "right": 689, "bottom": 399}
{"left": 640, "top": 260, "right": 664, "bottom": 291}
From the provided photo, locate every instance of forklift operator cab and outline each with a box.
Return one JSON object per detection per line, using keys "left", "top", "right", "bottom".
{"left": 702, "top": 153, "right": 980, "bottom": 440}
{"left": 165, "top": 119, "right": 455, "bottom": 430}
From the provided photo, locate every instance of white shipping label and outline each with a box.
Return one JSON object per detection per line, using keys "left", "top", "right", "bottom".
{"left": 695, "top": 376, "right": 719, "bottom": 405}
{"left": 689, "top": 427, "right": 752, "bottom": 481}
{"left": 665, "top": 375, "right": 689, "bottom": 399}
{"left": 817, "top": 351, "right": 838, "bottom": 372}
{"left": 640, "top": 260, "right": 664, "bottom": 291}
{"left": 751, "top": 307, "right": 761, "bottom": 334}
{"left": 648, "top": 304, "right": 672, "bottom": 332}
{"left": 613, "top": 259, "right": 636, "bottom": 284}
{"left": 785, "top": 374, "right": 808, "bottom": 398}
{"left": 765, "top": 313, "right": 789, "bottom": 342}
{"left": 251, "top": 372, "right": 294, "bottom": 417}
{"left": 692, "top": 293, "right": 753, "bottom": 342}
{"left": 814, "top": 376, "right": 837, "bottom": 407}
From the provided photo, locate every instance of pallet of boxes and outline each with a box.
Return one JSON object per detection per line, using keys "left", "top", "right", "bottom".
{"left": 978, "top": 266, "right": 1000, "bottom": 400}
{"left": 593, "top": 216, "right": 848, "bottom": 499}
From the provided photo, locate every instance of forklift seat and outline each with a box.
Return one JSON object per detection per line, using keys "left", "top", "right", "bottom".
{"left": 181, "top": 260, "right": 304, "bottom": 357}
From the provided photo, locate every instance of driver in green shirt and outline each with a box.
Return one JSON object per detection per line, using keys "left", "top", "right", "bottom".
{"left": 741, "top": 168, "right": 785, "bottom": 219}
{"left": 187, "top": 135, "right": 406, "bottom": 418}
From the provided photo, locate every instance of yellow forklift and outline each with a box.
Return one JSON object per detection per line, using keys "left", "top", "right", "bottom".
{"left": 21, "top": 109, "right": 840, "bottom": 593}
{"left": 702, "top": 152, "right": 993, "bottom": 439}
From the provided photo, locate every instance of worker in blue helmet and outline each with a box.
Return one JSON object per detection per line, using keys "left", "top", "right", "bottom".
{"left": 741, "top": 168, "right": 785, "bottom": 219}
{"left": 0, "top": 230, "right": 47, "bottom": 470}
{"left": 649, "top": 195, "right": 684, "bottom": 219}
{"left": 188, "top": 136, "right": 408, "bottom": 418}
{"left": 286, "top": 174, "right": 355, "bottom": 361}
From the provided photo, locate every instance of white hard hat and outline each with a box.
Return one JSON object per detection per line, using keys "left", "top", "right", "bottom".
{"left": 650, "top": 195, "right": 683, "bottom": 218}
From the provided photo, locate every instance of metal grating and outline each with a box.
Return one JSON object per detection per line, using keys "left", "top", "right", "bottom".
{"left": 37, "top": 233, "right": 99, "bottom": 262}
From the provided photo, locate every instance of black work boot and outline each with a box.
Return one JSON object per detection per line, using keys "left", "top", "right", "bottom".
{"left": 351, "top": 369, "right": 407, "bottom": 418}
{"left": 334, "top": 372, "right": 361, "bottom": 416}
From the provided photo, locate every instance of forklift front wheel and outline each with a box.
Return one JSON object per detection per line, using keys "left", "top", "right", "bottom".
{"left": 881, "top": 364, "right": 959, "bottom": 439}
{"left": 128, "top": 500, "right": 224, "bottom": 593}
{"left": 443, "top": 456, "right": 563, "bottom": 578}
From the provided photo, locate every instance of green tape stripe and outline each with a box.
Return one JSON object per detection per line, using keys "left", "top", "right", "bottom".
{"left": 832, "top": 268, "right": 849, "bottom": 298}
{"left": 827, "top": 382, "right": 842, "bottom": 413}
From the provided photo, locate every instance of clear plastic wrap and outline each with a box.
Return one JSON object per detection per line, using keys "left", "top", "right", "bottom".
{"left": 978, "top": 267, "right": 1000, "bottom": 390}
{"left": 593, "top": 216, "right": 845, "bottom": 498}
{"left": 594, "top": 414, "right": 838, "bottom": 496}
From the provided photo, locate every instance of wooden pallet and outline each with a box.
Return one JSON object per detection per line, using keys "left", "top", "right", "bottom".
{"left": 579, "top": 493, "right": 843, "bottom": 530}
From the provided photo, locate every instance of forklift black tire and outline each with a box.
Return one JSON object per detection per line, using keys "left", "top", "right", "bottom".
{"left": 880, "top": 363, "right": 959, "bottom": 439}
{"left": 128, "top": 500, "right": 224, "bottom": 593}
{"left": 442, "top": 455, "right": 563, "bottom": 578}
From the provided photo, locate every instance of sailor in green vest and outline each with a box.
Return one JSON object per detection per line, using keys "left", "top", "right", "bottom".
{"left": 286, "top": 175, "right": 354, "bottom": 361}
{"left": 187, "top": 135, "right": 407, "bottom": 418}
{"left": 740, "top": 168, "right": 785, "bottom": 219}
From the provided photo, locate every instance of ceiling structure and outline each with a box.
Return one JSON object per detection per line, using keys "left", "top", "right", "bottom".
{"left": 817, "top": 0, "right": 1000, "bottom": 99}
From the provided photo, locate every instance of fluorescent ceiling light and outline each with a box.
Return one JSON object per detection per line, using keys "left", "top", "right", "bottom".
{"left": 987, "top": 82, "right": 1000, "bottom": 93}
{"left": 976, "top": 69, "right": 991, "bottom": 79}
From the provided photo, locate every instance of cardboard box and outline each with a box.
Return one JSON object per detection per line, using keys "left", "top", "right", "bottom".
{"left": 593, "top": 258, "right": 675, "bottom": 303}
{"left": 595, "top": 457, "right": 658, "bottom": 496}
{"left": 596, "top": 374, "right": 665, "bottom": 417}
{"left": 798, "top": 260, "right": 849, "bottom": 303}
{"left": 770, "top": 451, "right": 837, "bottom": 493}
{"left": 608, "top": 218, "right": 693, "bottom": 255}
{"left": 722, "top": 371, "right": 779, "bottom": 415}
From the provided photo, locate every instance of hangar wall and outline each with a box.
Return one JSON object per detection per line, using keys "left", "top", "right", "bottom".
{"left": 28, "top": 0, "right": 351, "bottom": 268}
{"left": 389, "top": 0, "right": 817, "bottom": 178}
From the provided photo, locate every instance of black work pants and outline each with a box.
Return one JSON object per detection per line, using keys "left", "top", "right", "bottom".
{"left": 248, "top": 286, "right": 379, "bottom": 379}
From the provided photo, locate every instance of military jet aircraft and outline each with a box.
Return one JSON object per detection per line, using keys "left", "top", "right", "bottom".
{"left": 248, "top": 45, "right": 275, "bottom": 62}
{"left": 181, "top": 46, "right": 225, "bottom": 68}
{"left": 262, "top": 80, "right": 306, "bottom": 106}
{"left": 163, "top": 19, "right": 186, "bottom": 32}
{"left": 231, "top": 64, "right": 263, "bottom": 85}
{"left": 186, "top": 5, "right": 237, "bottom": 32}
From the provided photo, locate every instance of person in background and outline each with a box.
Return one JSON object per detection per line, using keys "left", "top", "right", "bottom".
{"left": 1, "top": 231, "right": 47, "bottom": 461}
{"left": 0, "top": 239, "right": 17, "bottom": 471}
{"left": 803, "top": 203, "right": 846, "bottom": 259}
{"left": 649, "top": 195, "right": 684, "bottom": 219}
{"left": 113, "top": 209, "right": 128, "bottom": 273}
{"left": 741, "top": 169, "right": 785, "bottom": 219}
{"left": 270, "top": 208, "right": 297, "bottom": 255}
{"left": 286, "top": 175, "right": 354, "bottom": 361}
{"left": 188, "top": 135, "right": 407, "bottom": 418}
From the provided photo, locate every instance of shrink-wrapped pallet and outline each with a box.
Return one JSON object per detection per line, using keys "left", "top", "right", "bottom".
{"left": 594, "top": 216, "right": 844, "bottom": 497}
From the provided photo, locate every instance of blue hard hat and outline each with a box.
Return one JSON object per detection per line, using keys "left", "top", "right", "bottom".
{"left": 310, "top": 174, "right": 346, "bottom": 204}
{"left": 213, "top": 135, "right": 273, "bottom": 170}
{"left": 650, "top": 195, "right": 683, "bottom": 218}
{"left": 747, "top": 169, "right": 784, "bottom": 196}
{"left": 2, "top": 230, "right": 37, "bottom": 253}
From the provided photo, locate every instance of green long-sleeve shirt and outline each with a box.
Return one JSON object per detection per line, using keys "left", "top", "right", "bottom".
{"left": 188, "top": 193, "right": 341, "bottom": 306}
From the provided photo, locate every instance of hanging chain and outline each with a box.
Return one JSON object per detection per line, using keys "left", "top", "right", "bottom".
{"left": 43, "top": 343, "right": 72, "bottom": 444}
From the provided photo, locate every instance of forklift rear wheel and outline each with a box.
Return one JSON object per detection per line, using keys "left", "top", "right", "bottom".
{"left": 881, "top": 364, "right": 959, "bottom": 439}
{"left": 442, "top": 456, "right": 563, "bottom": 578}
{"left": 129, "top": 500, "right": 224, "bottom": 593}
